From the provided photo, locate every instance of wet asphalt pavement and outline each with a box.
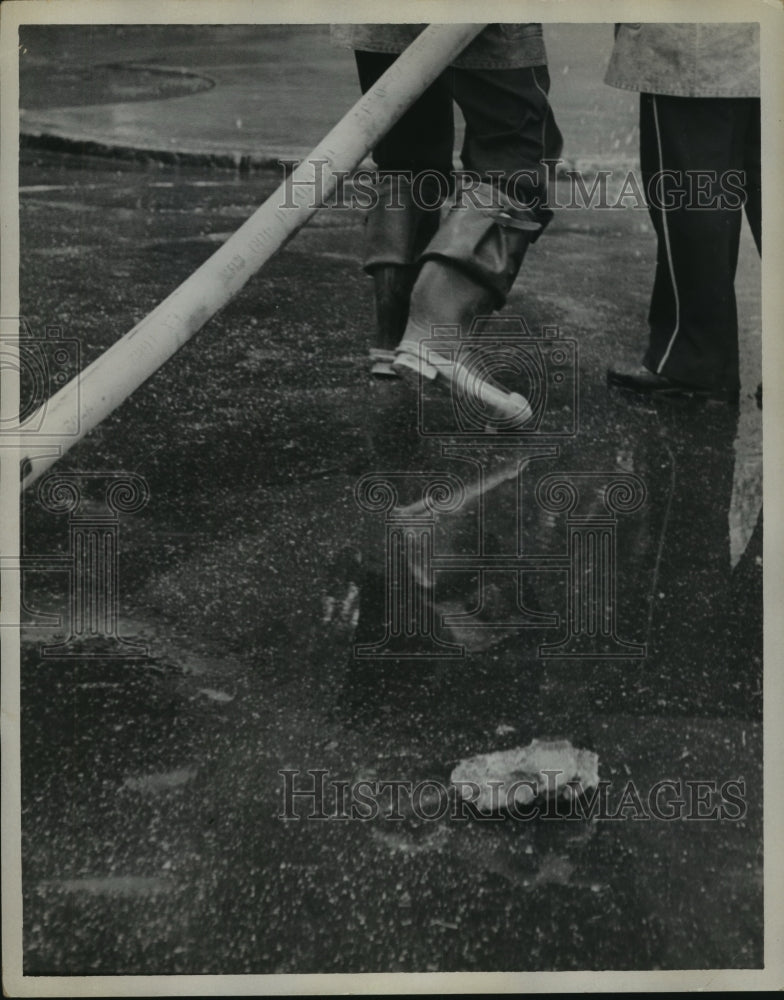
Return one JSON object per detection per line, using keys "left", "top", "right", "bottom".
{"left": 18, "top": 147, "right": 762, "bottom": 975}
{"left": 18, "top": 24, "right": 640, "bottom": 169}
{"left": 14, "top": 24, "right": 763, "bottom": 977}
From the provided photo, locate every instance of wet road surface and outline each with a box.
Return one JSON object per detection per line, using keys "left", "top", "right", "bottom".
{"left": 19, "top": 25, "right": 640, "bottom": 170}
{"left": 18, "top": 149, "right": 762, "bottom": 974}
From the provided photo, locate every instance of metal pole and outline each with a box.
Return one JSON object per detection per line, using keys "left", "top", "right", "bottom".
{"left": 20, "top": 23, "right": 487, "bottom": 490}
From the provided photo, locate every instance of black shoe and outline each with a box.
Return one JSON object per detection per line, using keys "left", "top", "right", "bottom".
{"left": 607, "top": 365, "right": 739, "bottom": 404}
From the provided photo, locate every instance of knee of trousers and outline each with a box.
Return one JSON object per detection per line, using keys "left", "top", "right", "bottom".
{"left": 417, "top": 184, "right": 541, "bottom": 307}
{"left": 362, "top": 176, "right": 441, "bottom": 273}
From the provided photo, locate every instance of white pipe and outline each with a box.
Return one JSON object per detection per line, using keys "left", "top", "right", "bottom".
{"left": 20, "top": 23, "right": 487, "bottom": 490}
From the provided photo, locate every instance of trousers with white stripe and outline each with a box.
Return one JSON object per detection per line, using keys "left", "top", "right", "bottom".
{"left": 640, "top": 92, "right": 761, "bottom": 395}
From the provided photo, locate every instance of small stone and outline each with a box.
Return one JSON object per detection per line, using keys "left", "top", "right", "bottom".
{"left": 450, "top": 738, "right": 599, "bottom": 813}
{"left": 197, "top": 688, "right": 234, "bottom": 703}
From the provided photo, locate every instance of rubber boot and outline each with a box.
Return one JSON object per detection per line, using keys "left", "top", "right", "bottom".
{"left": 368, "top": 265, "right": 416, "bottom": 377}
{"left": 392, "top": 184, "right": 540, "bottom": 423}
{"left": 362, "top": 174, "right": 441, "bottom": 378}
{"left": 395, "top": 261, "right": 497, "bottom": 378}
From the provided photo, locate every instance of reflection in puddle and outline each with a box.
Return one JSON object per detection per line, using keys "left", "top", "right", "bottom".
{"left": 371, "top": 824, "right": 450, "bottom": 857}
{"left": 122, "top": 767, "right": 197, "bottom": 793}
{"left": 333, "top": 391, "right": 759, "bottom": 722}
{"left": 371, "top": 811, "right": 605, "bottom": 894}
{"left": 36, "top": 876, "right": 175, "bottom": 896}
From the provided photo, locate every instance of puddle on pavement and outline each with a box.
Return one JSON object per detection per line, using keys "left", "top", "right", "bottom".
{"left": 332, "top": 389, "right": 760, "bottom": 727}
{"left": 16, "top": 150, "right": 762, "bottom": 972}
{"left": 369, "top": 793, "right": 602, "bottom": 893}
{"left": 35, "top": 876, "right": 176, "bottom": 896}
{"left": 122, "top": 767, "right": 198, "bottom": 793}
{"left": 20, "top": 60, "right": 214, "bottom": 111}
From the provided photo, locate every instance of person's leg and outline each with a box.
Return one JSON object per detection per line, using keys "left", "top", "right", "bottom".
{"left": 354, "top": 51, "right": 454, "bottom": 177}
{"left": 741, "top": 97, "right": 762, "bottom": 406}
{"left": 393, "top": 65, "right": 563, "bottom": 399}
{"left": 455, "top": 63, "right": 562, "bottom": 213}
{"left": 362, "top": 172, "right": 443, "bottom": 374}
{"left": 610, "top": 93, "right": 749, "bottom": 400}
{"left": 742, "top": 97, "right": 761, "bottom": 255}
{"left": 354, "top": 51, "right": 453, "bottom": 375}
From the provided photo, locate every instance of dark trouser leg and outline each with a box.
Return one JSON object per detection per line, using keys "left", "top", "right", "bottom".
{"left": 743, "top": 99, "right": 762, "bottom": 404}
{"left": 640, "top": 93, "right": 757, "bottom": 395}
{"left": 742, "top": 99, "right": 761, "bottom": 255}
{"left": 354, "top": 51, "right": 455, "bottom": 177}
{"left": 402, "top": 65, "right": 562, "bottom": 334}
{"left": 354, "top": 52, "right": 453, "bottom": 371}
{"left": 396, "top": 65, "right": 562, "bottom": 369}
{"left": 453, "top": 64, "right": 563, "bottom": 214}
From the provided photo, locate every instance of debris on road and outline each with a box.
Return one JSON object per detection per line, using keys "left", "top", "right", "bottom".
{"left": 450, "top": 739, "right": 600, "bottom": 812}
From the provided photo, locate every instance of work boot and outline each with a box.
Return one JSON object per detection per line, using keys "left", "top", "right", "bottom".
{"left": 368, "top": 265, "right": 416, "bottom": 378}
{"left": 392, "top": 261, "right": 535, "bottom": 427}
{"left": 392, "top": 183, "right": 540, "bottom": 424}
{"left": 607, "top": 364, "right": 740, "bottom": 405}
{"left": 393, "top": 260, "right": 496, "bottom": 379}
{"left": 363, "top": 174, "right": 441, "bottom": 378}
